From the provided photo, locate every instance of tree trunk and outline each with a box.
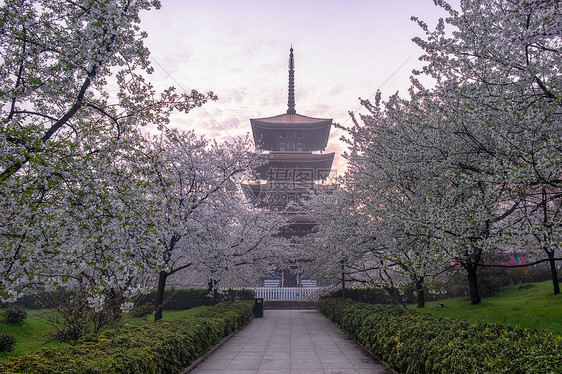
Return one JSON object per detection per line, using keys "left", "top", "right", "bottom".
{"left": 207, "top": 279, "right": 219, "bottom": 306}
{"left": 206, "top": 279, "right": 213, "bottom": 306}
{"left": 547, "top": 251, "right": 560, "bottom": 295}
{"left": 466, "top": 264, "right": 481, "bottom": 305}
{"left": 213, "top": 288, "right": 219, "bottom": 305}
{"left": 415, "top": 278, "right": 425, "bottom": 308}
{"left": 540, "top": 186, "right": 559, "bottom": 295}
{"left": 382, "top": 286, "right": 404, "bottom": 306}
{"left": 105, "top": 288, "right": 123, "bottom": 323}
{"left": 154, "top": 271, "right": 168, "bottom": 322}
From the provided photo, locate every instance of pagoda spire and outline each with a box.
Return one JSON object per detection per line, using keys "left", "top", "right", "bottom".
{"left": 287, "top": 46, "right": 296, "bottom": 114}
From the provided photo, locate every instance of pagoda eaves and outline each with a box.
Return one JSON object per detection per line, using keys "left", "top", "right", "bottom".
{"left": 251, "top": 113, "right": 332, "bottom": 152}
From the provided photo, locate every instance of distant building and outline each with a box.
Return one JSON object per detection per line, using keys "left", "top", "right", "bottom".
{"left": 498, "top": 252, "right": 528, "bottom": 267}
{"left": 241, "top": 47, "right": 336, "bottom": 287}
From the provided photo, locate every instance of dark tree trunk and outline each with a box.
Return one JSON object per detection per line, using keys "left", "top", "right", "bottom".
{"left": 154, "top": 271, "right": 168, "bottom": 322}
{"left": 415, "top": 278, "right": 425, "bottom": 308}
{"left": 207, "top": 280, "right": 213, "bottom": 305}
{"left": 213, "top": 288, "right": 219, "bottom": 305}
{"left": 105, "top": 288, "right": 123, "bottom": 323}
{"left": 466, "top": 263, "right": 481, "bottom": 305}
{"left": 540, "top": 186, "right": 560, "bottom": 295}
{"left": 547, "top": 251, "right": 560, "bottom": 295}
{"left": 382, "top": 286, "right": 404, "bottom": 306}
{"left": 207, "top": 279, "right": 218, "bottom": 306}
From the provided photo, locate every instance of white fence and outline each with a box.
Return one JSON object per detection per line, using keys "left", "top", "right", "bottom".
{"left": 226, "top": 286, "right": 321, "bottom": 300}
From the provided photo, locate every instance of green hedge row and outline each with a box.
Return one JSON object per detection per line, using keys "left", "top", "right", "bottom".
{"left": 325, "top": 288, "right": 395, "bottom": 304}
{"left": 318, "top": 299, "right": 562, "bottom": 374}
{"left": 4, "top": 288, "right": 255, "bottom": 310}
{"left": 0, "top": 301, "right": 254, "bottom": 374}
{"left": 133, "top": 288, "right": 255, "bottom": 310}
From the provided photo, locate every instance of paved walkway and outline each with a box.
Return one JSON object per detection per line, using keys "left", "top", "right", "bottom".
{"left": 188, "top": 309, "right": 390, "bottom": 374}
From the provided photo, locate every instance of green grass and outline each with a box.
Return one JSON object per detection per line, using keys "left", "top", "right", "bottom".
{"left": 0, "top": 309, "right": 66, "bottom": 356}
{"left": 122, "top": 306, "right": 209, "bottom": 325}
{"left": 411, "top": 280, "right": 562, "bottom": 336}
{"left": 0, "top": 306, "right": 209, "bottom": 357}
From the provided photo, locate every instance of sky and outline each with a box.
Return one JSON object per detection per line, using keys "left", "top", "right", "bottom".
{"left": 139, "top": 0, "right": 459, "bottom": 174}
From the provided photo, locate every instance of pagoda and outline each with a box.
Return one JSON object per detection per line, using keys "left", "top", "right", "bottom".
{"left": 242, "top": 47, "right": 335, "bottom": 287}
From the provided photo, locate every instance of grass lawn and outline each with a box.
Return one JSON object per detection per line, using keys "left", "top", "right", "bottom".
{"left": 0, "top": 305, "right": 209, "bottom": 357}
{"left": 411, "top": 280, "right": 562, "bottom": 336}
{"left": 0, "top": 309, "right": 67, "bottom": 356}
{"left": 122, "top": 306, "right": 208, "bottom": 325}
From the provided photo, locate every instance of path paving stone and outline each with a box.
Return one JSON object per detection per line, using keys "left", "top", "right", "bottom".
{"left": 188, "top": 309, "right": 390, "bottom": 374}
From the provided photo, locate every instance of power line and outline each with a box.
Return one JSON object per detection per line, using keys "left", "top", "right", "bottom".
{"left": 329, "top": 52, "right": 417, "bottom": 141}
{"left": 150, "top": 56, "right": 236, "bottom": 140}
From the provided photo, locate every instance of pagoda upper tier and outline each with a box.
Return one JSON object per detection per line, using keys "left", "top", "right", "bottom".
{"left": 251, "top": 113, "right": 332, "bottom": 152}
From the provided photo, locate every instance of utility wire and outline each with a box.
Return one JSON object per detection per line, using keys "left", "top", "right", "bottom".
{"left": 150, "top": 56, "right": 236, "bottom": 140}
{"left": 151, "top": 50, "right": 417, "bottom": 143}
{"left": 329, "top": 52, "right": 417, "bottom": 141}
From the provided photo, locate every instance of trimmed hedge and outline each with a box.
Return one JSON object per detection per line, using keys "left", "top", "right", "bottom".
{"left": 3, "top": 288, "right": 255, "bottom": 311}
{"left": 134, "top": 289, "right": 207, "bottom": 310}
{"left": 133, "top": 288, "right": 255, "bottom": 310}
{"left": 318, "top": 298, "right": 562, "bottom": 374}
{"left": 325, "top": 288, "right": 396, "bottom": 304}
{"left": 0, "top": 301, "right": 253, "bottom": 374}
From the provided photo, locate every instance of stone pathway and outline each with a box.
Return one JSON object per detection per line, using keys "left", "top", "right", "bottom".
{"left": 188, "top": 309, "right": 390, "bottom": 374}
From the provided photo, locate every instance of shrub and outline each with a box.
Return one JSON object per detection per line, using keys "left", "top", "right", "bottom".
{"left": 527, "top": 265, "right": 555, "bottom": 283}
{"left": 0, "top": 334, "right": 17, "bottom": 353}
{"left": 45, "top": 288, "right": 122, "bottom": 344}
{"left": 4, "top": 305, "right": 28, "bottom": 324}
{"left": 434, "top": 266, "right": 531, "bottom": 300}
{"left": 0, "top": 301, "right": 254, "bottom": 373}
{"left": 476, "top": 267, "right": 514, "bottom": 298}
{"left": 318, "top": 298, "right": 562, "bottom": 374}
{"left": 134, "top": 289, "right": 207, "bottom": 310}
{"left": 324, "top": 288, "right": 395, "bottom": 304}
{"left": 0, "top": 291, "right": 73, "bottom": 310}
{"left": 127, "top": 304, "right": 154, "bottom": 318}
{"left": 134, "top": 288, "right": 255, "bottom": 310}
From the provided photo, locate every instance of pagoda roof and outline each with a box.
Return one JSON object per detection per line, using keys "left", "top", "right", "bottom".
{"left": 251, "top": 114, "right": 332, "bottom": 151}
{"left": 265, "top": 152, "right": 335, "bottom": 161}
{"left": 251, "top": 113, "right": 332, "bottom": 126}
{"left": 241, "top": 182, "right": 336, "bottom": 191}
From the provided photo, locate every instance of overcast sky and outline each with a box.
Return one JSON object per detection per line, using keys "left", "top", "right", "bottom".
{"left": 139, "top": 0, "right": 459, "bottom": 173}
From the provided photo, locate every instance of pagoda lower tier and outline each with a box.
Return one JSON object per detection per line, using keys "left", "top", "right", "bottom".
{"left": 241, "top": 182, "right": 335, "bottom": 210}
{"left": 281, "top": 215, "right": 317, "bottom": 238}
{"left": 254, "top": 152, "right": 335, "bottom": 182}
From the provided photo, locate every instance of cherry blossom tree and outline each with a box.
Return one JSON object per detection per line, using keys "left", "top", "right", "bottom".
{"left": 185, "top": 195, "right": 291, "bottom": 305}
{"left": 143, "top": 129, "right": 290, "bottom": 321}
{"left": 300, "top": 1, "right": 561, "bottom": 307}
{"left": 0, "top": 126, "right": 163, "bottom": 309}
{"left": 0, "top": 0, "right": 215, "bottom": 305}
{"left": 329, "top": 0, "right": 562, "bottom": 306}
{"left": 301, "top": 92, "right": 456, "bottom": 307}
{"left": 412, "top": 0, "right": 562, "bottom": 295}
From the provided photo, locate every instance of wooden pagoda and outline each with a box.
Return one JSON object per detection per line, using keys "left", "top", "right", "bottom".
{"left": 242, "top": 48, "right": 335, "bottom": 287}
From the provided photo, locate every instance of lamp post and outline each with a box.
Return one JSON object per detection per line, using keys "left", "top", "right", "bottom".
{"left": 341, "top": 255, "right": 348, "bottom": 301}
